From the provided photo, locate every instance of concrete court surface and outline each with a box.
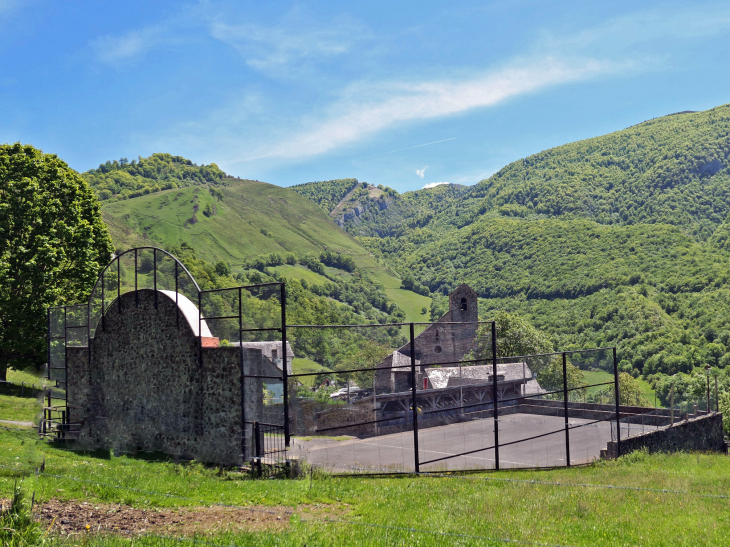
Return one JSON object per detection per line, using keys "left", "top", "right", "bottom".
{"left": 290, "top": 413, "right": 657, "bottom": 473}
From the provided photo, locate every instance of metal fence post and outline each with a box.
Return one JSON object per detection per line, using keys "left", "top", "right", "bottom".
{"left": 134, "top": 248, "right": 138, "bottom": 308}
{"left": 492, "top": 320, "right": 499, "bottom": 470}
{"left": 65, "top": 308, "right": 70, "bottom": 428}
{"left": 281, "top": 283, "right": 290, "bottom": 449}
{"left": 198, "top": 291, "right": 202, "bottom": 367}
{"left": 613, "top": 346, "right": 620, "bottom": 458}
{"left": 239, "top": 287, "right": 246, "bottom": 462}
{"left": 254, "top": 421, "right": 262, "bottom": 476}
{"left": 153, "top": 248, "right": 158, "bottom": 309}
{"left": 46, "top": 307, "right": 51, "bottom": 391}
{"left": 562, "top": 352, "right": 570, "bottom": 467}
{"left": 410, "top": 322, "right": 420, "bottom": 473}
{"left": 101, "top": 268, "right": 105, "bottom": 332}
{"left": 117, "top": 256, "right": 121, "bottom": 314}
{"left": 175, "top": 261, "right": 179, "bottom": 328}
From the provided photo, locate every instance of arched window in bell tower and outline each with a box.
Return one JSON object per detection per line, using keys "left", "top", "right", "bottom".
{"left": 461, "top": 297, "right": 468, "bottom": 311}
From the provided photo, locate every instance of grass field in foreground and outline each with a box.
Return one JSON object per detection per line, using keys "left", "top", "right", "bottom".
{"left": 1, "top": 427, "right": 728, "bottom": 546}
{"left": 0, "top": 369, "right": 45, "bottom": 424}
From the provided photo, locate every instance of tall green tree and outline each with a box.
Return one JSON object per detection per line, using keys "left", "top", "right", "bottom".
{"left": 466, "top": 310, "right": 554, "bottom": 372}
{"left": 591, "top": 373, "right": 650, "bottom": 406}
{"left": 0, "top": 144, "right": 113, "bottom": 380}
{"left": 536, "top": 358, "right": 586, "bottom": 401}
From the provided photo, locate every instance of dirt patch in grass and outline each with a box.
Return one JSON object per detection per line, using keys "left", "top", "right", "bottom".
{"left": 36, "top": 499, "right": 295, "bottom": 536}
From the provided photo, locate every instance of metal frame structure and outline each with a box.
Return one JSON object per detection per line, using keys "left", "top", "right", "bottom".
{"left": 45, "top": 246, "right": 628, "bottom": 472}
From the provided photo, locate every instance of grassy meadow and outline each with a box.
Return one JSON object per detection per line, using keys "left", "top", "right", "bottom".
{"left": 0, "top": 369, "right": 46, "bottom": 425}
{"left": 102, "top": 179, "right": 392, "bottom": 278}
{"left": 582, "top": 370, "right": 658, "bottom": 406}
{"left": 291, "top": 358, "right": 332, "bottom": 387}
{"left": 0, "top": 427, "right": 728, "bottom": 546}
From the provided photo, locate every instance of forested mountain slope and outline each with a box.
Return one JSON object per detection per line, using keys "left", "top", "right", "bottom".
{"left": 357, "top": 104, "right": 730, "bottom": 379}
{"left": 83, "top": 153, "right": 229, "bottom": 201}
{"left": 343, "top": 183, "right": 469, "bottom": 237}
{"left": 291, "top": 179, "right": 468, "bottom": 236}
{"left": 430, "top": 105, "right": 730, "bottom": 239}
{"left": 289, "top": 178, "right": 360, "bottom": 215}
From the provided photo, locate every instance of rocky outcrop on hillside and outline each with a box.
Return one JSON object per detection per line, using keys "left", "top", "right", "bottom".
{"left": 330, "top": 184, "right": 395, "bottom": 227}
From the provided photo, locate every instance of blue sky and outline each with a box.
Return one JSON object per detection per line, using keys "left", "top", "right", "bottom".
{"left": 2, "top": 1, "right": 730, "bottom": 192}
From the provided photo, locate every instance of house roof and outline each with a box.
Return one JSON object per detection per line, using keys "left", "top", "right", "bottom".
{"left": 425, "top": 362, "right": 540, "bottom": 390}
{"left": 233, "top": 341, "right": 294, "bottom": 374}
{"left": 389, "top": 351, "right": 417, "bottom": 372}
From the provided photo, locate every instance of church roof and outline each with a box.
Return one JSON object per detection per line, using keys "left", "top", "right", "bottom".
{"left": 425, "top": 362, "right": 541, "bottom": 390}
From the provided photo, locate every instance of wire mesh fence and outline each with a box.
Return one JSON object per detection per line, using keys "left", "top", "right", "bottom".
{"left": 283, "top": 320, "right": 625, "bottom": 474}
{"left": 43, "top": 247, "right": 639, "bottom": 475}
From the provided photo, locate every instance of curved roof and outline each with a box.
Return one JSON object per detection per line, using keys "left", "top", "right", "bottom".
{"left": 159, "top": 290, "right": 212, "bottom": 337}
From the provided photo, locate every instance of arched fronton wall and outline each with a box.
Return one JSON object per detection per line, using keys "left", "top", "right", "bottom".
{"left": 66, "top": 289, "right": 266, "bottom": 464}
{"left": 88, "top": 247, "right": 202, "bottom": 340}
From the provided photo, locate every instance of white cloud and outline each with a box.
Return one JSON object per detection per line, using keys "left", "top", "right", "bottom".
{"left": 210, "top": 22, "right": 355, "bottom": 71}
{"left": 416, "top": 166, "right": 428, "bottom": 179}
{"left": 91, "top": 25, "right": 170, "bottom": 63}
{"left": 542, "top": 7, "right": 730, "bottom": 53}
{"left": 208, "top": 13, "right": 369, "bottom": 75}
{"left": 423, "top": 182, "right": 450, "bottom": 189}
{"left": 239, "top": 56, "right": 632, "bottom": 162}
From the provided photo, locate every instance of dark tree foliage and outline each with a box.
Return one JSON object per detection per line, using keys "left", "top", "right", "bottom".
{"left": 319, "top": 250, "right": 355, "bottom": 272}
{"left": 348, "top": 105, "right": 730, "bottom": 386}
{"left": 83, "top": 153, "right": 227, "bottom": 202}
{"left": 0, "top": 144, "right": 113, "bottom": 379}
{"left": 290, "top": 178, "right": 360, "bottom": 214}
{"left": 348, "top": 183, "right": 469, "bottom": 238}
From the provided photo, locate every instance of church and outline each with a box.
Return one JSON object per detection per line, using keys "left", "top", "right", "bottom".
{"left": 365, "top": 284, "right": 543, "bottom": 424}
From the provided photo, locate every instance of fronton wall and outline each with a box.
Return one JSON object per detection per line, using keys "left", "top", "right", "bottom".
{"left": 67, "top": 289, "right": 261, "bottom": 465}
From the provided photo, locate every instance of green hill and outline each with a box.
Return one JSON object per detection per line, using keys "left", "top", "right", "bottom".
{"left": 344, "top": 183, "right": 469, "bottom": 237}
{"left": 103, "top": 179, "right": 367, "bottom": 265}
{"left": 289, "top": 178, "right": 360, "bottom": 215}
{"left": 101, "top": 177, "right": 431, "bottom": 322}
{"left": 83, "top": 152, "right": 229, "bottom": 201}
{"left": 355, "top": 104, "right": 730, "bottom": 386}
{"left": 429, "top": 105, "right": 730, "bottom": 239}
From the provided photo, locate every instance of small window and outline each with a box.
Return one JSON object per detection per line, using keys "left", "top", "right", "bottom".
{"left": 434, "top": 345, "right": 442, "bottom": 354}
{"left": 271, "top": 349, "right": 277, "bottom": 361}
{"left": 460, "top": 297, "right": 468, "bottom": 311}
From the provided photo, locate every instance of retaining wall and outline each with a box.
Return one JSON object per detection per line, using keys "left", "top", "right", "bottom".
{"left": 604, "top": 412, "right": 725, "bottom": 459}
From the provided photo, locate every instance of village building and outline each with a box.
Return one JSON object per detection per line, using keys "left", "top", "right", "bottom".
{"left": 355, "top": 284, "right": 544, "bottom": 426}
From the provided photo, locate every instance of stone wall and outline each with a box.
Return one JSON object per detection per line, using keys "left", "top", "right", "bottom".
{"left": 604, "top": 412, "right": 725, "bottom": 459}
{"left": 518, "top": 399, "right": 675, "bottom": 425}
{"left": 67, "top": 289, "right": 266, "bottom": 465}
